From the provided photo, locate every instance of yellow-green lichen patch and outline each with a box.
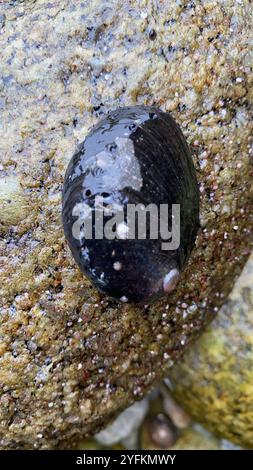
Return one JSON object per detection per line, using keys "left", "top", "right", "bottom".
{"left": 170, "top": 253, "right": 253, "bottom": 448}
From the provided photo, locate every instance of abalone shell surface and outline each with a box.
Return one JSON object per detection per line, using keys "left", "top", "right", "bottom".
{"left": 62, "top": 106, "right": 199, "bottom": 303}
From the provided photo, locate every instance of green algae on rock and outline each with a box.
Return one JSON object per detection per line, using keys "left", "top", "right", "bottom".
{"left": 169, "top": 252, "right": 253, "bottom": 448}
{"left": 0, "top": 0, "right": 253, "bottom": 449}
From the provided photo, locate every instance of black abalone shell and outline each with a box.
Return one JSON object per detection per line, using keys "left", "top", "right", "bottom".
{"left": 62, "top": 106, "right": 199, "bottom": 303}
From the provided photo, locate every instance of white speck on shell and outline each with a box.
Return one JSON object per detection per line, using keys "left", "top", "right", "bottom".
{"left": 113, "top": 261, "right": 122, "bottom": 271}
{"left": 116, "top": 221, "right": 129, "bottom": 239}
{"left": 163, "top": 269, "right": 180, "bottom": 294}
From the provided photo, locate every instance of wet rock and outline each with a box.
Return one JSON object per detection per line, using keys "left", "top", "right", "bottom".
{"left": 77, "top": 391, "right": 226, "bottom": 450}
{"left": 161, "top": 384, "right": 191, "bottom": 429}
{"left": 0, "top": 0, "right": 252, "bottom": 449}
{"left": 169, "top": 252, "right": 253, "bottom": 448}
{"left": 95, "top": 398, "right": 149, "bottom": 446}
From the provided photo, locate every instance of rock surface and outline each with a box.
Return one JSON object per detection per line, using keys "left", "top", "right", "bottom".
{"left": 95, "top": 398, "right": 149, "bottom": 446}
{"left": 0, "top": 0, "right": 252, "bottom": 449}
{"left": 77, "top": 387, "right": 239, "bottom": 450}
{"left": 169, "top": 252, "right": 253, "bottom": 448}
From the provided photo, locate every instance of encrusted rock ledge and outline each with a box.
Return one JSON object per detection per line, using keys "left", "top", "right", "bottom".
{"left": 0, "top": 0, "right": 252, "bottom": 448}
